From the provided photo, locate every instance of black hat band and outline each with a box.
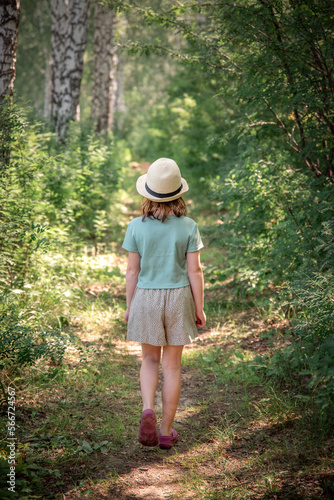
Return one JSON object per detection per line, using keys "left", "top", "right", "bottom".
{"left": 145, "top": 182, "right": 183, "bottom": 199}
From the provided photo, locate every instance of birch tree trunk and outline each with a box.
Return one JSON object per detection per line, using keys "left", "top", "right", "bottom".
{"left": 0, "top": 0, "right": 20, "bottom": 102}
{"left": 91, "top": 5, "right": 117, "bottom": 133}
{"left": 51, "top": 0, "right": 90, "bottom": 142}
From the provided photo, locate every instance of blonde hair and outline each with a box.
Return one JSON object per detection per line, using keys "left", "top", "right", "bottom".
{"left": 141, "top": 198, "right": 187, "bottom": 222}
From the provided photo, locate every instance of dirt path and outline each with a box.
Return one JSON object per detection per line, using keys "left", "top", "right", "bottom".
{"left": 62, "top": 316, "right": 333, "bottom": 500}
{"left": 62, "top": 326, "right": 234, "bottom": 500}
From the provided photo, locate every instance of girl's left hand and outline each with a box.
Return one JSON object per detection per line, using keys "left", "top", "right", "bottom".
{"left": 196, "top": 310, "right": 206, "bottom": 328}
{"left": 124, "top": 308, "right": 129, "bottom": 323}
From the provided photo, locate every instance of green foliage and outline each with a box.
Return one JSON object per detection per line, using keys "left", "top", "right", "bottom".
{"left": 0, "top": 106, "right": 119, "bottom": 391}
{"left": 253, "top": 215, "right": 334, "bottom": 413}
{"left": 1, "top": 108, "right": 125, "bottom": 290}
{"left": 138, "top": 0, "right": 334, "bottom": 176}
{"left": 0, "top": 297, "right": 69, "bottom": 370}
{"left": 0, "top": 103, "right": 53, "bottom": 291}
{"left": 10, "top": 121, "right": 124, "bottom": 242}
{"left": 234, "top": 0, "right": 334, "bottom": 177}
{"left": 0, "top": 98, "right": 23, "bottom": 165}
{"left": 0, "top": 456, "right": 33, "bottom": 500}
{"left": 0, "top": 216, "right": 51, "bottom": 291}
{"left": 210, "top": 154, "right": 334, "bottom": 282}
{"left": 0, "top": 296, "right": 71, "bottom": 406}
{"left": 290, "top": 270, "right": 334, "bottom": 340}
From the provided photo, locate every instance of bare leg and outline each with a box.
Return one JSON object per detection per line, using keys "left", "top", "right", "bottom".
{"left": 140, "top": 343, "right": 161, "bottom": 411}
{"left": 160, "top": 345, "right": 184, "bottom": 436}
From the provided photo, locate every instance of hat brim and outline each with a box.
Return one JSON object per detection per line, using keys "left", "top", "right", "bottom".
{"left": 136, "top": 174, "right": 189, "bottom": 202}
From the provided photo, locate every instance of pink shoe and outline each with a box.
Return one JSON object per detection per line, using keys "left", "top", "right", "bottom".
{"left": 158, "top": 429, "right": 178, "bottom": 449}
{"left": 138, "top": 409, "right": 158, "bottom": 446}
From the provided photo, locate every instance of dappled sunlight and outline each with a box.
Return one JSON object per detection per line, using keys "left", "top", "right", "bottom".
{"left": 3, "top": 250, "right": 330, "bottom": 499}
{"left": 80, "top": 252, "right": 128, "bottom": 275}
{"left": 6, "top": 299, "right": 332, "bottom": 499}
{"left": 116, "top": 464, "right": 185, "bottom": 499}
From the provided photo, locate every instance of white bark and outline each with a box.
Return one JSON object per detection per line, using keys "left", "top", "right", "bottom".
{"left": 51, "top": 0, "right": 67, "bottom": 121}
{"left": 0, "top": 0, "right": 20, "bottom": 101}
{"left": 91, "top": 5, "right": 117, "bottom": 132}
{"left": 51, "top": 0, "right": 90, "bottom": 141}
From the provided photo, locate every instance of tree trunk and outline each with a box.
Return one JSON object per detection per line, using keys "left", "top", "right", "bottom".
{"left": 51, "top": 0, "right": 90, "bottom": 142}
{"left": 91, "top": 5, "right": 117, "bottom": 133}
{"left": 0, "top": 0, "right": 20, "bottom": 102}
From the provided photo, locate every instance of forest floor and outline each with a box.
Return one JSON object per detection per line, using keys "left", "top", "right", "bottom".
{"left": 52, "top": 312, "right": 333, "bottom": 500}
{"left": 1, "top": 163, "right": 333, "bottom": 500}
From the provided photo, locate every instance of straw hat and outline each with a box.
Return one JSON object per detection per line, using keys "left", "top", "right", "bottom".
{"left": 136, "top": 158, "right": 189, "bottom": 202}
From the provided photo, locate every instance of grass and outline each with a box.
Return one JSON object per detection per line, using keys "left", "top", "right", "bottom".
{"left": 167, "top": 326, "right": 334, "bottom": 499}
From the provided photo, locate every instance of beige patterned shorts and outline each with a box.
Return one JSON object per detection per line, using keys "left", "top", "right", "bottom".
{"left": 127, "top": 286, "right": 198, "bottom": 346}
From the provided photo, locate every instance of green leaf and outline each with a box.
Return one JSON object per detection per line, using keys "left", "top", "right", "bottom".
{"left": 81, "top": 440, "right": 93, "bottom": 454}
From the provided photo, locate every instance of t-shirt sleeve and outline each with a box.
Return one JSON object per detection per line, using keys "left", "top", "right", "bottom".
{"left": 122, "top": 222, "right": 139, "bottom": 252}
{"left": 187, "top": 223, "right": 204, "bottom": 253}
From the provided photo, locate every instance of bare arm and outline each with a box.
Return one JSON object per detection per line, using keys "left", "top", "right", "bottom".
{"left": 124, "top": 251, "right": 141, "bottom": 323}
{"left": 186, "top": 251, "right": 206, "bottom": 328}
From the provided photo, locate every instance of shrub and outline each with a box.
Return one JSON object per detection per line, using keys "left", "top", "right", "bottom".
{"left": 254, "top": 215, "right": 334, "bottom": 414}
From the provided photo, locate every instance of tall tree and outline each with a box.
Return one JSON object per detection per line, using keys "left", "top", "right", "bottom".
{"left": 0, "top": 0, "right": 20, "bottom": 166}
{"left": 51, "top": 0, "right": 90, "bottom": 142}
{"left": 0, "top": 0, "right": 20, "bottom": 101}
{"left": 91, "top": 4, "right": 117, "bottom": 133}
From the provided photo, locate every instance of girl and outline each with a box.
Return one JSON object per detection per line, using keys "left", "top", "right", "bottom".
{"left": 122, "top": 157, "right": 206, "bottom": 449}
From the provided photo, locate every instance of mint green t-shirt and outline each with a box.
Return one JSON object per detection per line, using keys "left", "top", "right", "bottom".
{"left": 122, "top": 215, "right": 204, "bottom": 289}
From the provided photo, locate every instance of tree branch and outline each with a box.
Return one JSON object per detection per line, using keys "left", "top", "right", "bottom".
{"left": 117, "top": 42, "right": 238, "bottom": 73}
{"left": 262, "top": 98, "right": 300, "bottom": 153}
{"left": 246, "top": 114, "right": 277, "bottom": 127}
